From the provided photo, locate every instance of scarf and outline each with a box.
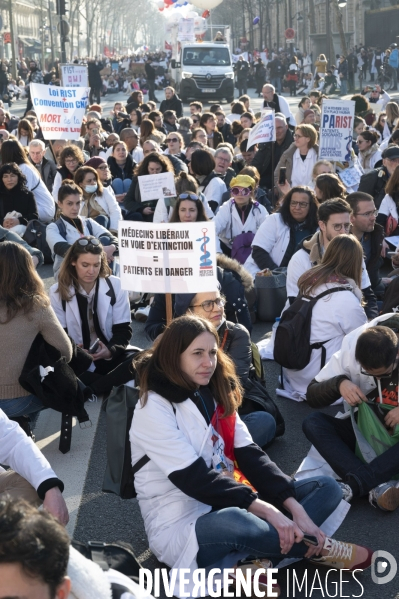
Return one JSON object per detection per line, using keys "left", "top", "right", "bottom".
{"left": 80, "top": 194, "right": 107, "bottom": 220}
{"left": 360, "top": 143, "right": 379, "bottom": 171}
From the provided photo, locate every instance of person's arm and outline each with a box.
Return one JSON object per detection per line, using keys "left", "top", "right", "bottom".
{"left": 40, "top": 304, "right": 73, "bottom": 362}
{"left": 102, "top": 187, "right": 122, "bottom": 232}
{"left": 123, "top": 178, "right": 142, "bottom": 213}
{"left": 3, "top": 228, "right": 43, "bottom": 267}
{"left": 252, "top": 245, "right": 278, "bottom": 270}
{"left": 19, "top": 191, "right": 38, "bottom": 224}
{"left": 46, "top": 222, "right": 71, "bottom": 257}
{"left": 362, "top": 285, "right": 379, "bottom": 319}
{"left": 306, "top": 375, "right": 351, "bottom": 407}
{"left": 106, "top": 281, "right": 132, "bottom": 356}
{"left": 224, "top": 324, "right": 252, "bottom": 380}
{"left": 0, "top": 409, "right": 68, "bottom": 524}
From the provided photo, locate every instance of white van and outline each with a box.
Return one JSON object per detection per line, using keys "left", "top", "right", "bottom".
{"left": 172, "top": 42, "right": 234, "bottom": 103}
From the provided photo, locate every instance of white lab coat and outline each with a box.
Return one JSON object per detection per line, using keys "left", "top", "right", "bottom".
{"left": 130, "top": 391, "right": 253, "bottom": 598}
{"left": 214, "top": 199, "right": 268, "bottom": 249}
{"left": 286, "top": 247, "right": 371, "bottom": 299}
{"left": 198, "top": 176, "right": 227, "bottom": 209}
{"left": 152, "top": 192, "right": 214, "bottom": 223}
{"left": 276, "top": 94, "right": 297, "bottom": 127}
{"left": 0, "top": 408, "right": 58, "bottom": 491}
{"left": 79, "top": 187, "right": 122, "bottom": 232}
{"left": 282, "top": 282, "right": 367, "bottom": 399}
{"left": 19, "top": 162, "right": 56, "bottom": 223}
{"left": 46, "top": 216, "right": 113, "bottom": 276}
{"left": 244, "top": 213, "right": 290, "bottom": 277}
{"left": 378, "top": 194, "right": 398, "bottom": 222}
{"left": 49, "top": 275, "right": 130, "bottom": 346}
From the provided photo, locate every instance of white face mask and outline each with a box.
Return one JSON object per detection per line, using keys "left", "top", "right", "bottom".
{"left": 84, "top": 184, "right": 98, "bottom": 193}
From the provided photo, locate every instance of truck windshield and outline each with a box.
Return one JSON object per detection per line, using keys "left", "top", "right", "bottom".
{"left": 182, "top": 47, "right": 231, "bottom": 66}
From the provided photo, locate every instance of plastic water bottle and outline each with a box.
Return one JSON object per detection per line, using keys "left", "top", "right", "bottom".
{"left": 271, "top": 317, "right": 280, "bottom": 345}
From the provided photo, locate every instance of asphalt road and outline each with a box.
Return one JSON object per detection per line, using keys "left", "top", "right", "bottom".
{"left": 16, "top": 87, "right": 399, "bottom": 598}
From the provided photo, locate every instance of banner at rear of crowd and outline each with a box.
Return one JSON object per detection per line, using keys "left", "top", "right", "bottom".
{"left": 30, "top": 83, "right": 89, "bottom": 140}
{"left": 60, "top": 64, "right": 89, "bottom": 88}
{"left": 118, "top": 221, "right": 217, "bottom": 294}
{"left": 319, "top": 99, "right": 355, "bottom": 162}
{"left": 178, "top": 19, "right": 195, "bottom": 42}
{"left": 247, "top": 110, "right": 276, "bottom": 148}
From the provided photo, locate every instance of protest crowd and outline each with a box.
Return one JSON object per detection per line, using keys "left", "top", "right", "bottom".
{"left": 3, "top": 40, "right": 399, "bottom": 599}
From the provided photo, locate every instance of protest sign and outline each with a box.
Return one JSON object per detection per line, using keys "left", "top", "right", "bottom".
{"left": 138, "top": 172, "right": 176, "bottom": 202}
{"left": 30, "top": 83, "right": 89, "bottom": 140}
{"left": 318, "top": 99, "right": 355, "bottom": 162}
{"left": 178, "top": 19, "right": 195, "bottom": 42}
{"left": 60, "top": 64, "right": 89, "bottom": 88}
{"left": 247, "top": 110, "right": 276, "bottom": 148}
{"left": 118, "top": 221, "right": 218, "bottom": 294}
{"left": 338, "top": 162, "right": 363, "bottom": 191}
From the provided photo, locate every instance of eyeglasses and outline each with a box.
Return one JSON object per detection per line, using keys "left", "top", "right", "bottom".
{"left": 192, "top": 119, "right": 199, "bottom": 123}
{"left": 97, "top": 165, "right": 109, "bottom": 170}
{"left": 167, "top": 138, "right": 179, "bottom": 143}
{"left": 332, "top": 222, "right": 351, "bottom": 231}
{"left": 293, "top": 133, "right": 304, "bottom": 139}
{"left": 360, "top": 355, "right": 399, "bottom": 379}
{"left": 77, "top": 237, "right": 101, "bottom": 248}
{"left": 190, "top": 297, "right": 225, "bottom": 312}
{"left": 178, "top": 193, "right": 199, "bottom": 201}
{"left": 291, "top": 201, "right": 310, "bottom": 208}
{"left": 356, "top": 209, "right": 378, "bottom": 218}
{"left": 65, "top": 158, "right": 78, "bottom": 165}
{"left": 231, "top": 187, "right": 252, "bottom": 196}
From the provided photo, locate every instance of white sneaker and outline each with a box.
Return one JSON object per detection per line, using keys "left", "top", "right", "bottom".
{"left": 369, "top": 481, "right": 399, "bottom": 511}
{"left": 134, "top": 305, "right": 150, "bottom": 322}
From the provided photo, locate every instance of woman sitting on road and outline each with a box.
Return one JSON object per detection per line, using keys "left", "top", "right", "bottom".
{"left": 11, "top": 118, "right": 34, "bottom": 147}
{"left": 50, "top": 238, "right": 136, "bottom": 400}
{"left": 296, "top": 97, "right": 311, "bottom": 125}
{"left": 244, "top": 186, "right": 319, "bottom": 277}
{"left": 52, "top": 145, "right": 85, "bottom": 205}
{"left": 0, "top": 242, "right": 72, "bottom": 429}
{"left": 163, "top": 131, "right": 186, "bottom": 163}
{"left": 122, "top": 152, "right": 174, "bottom": 222}
{"left": 189, "top": 149, "right": 227, "bottom": 213}
{"left": 0, "top": 163, "right": 38, "bottom": 237}
{"left": 274, "top": 125, "right": 319, "bottom": 194}
{"left": 131, "top": 315, "right": 373, "bottom": 598}
{"left": 214, "top": 174, "right": 268, "bottom": 263}
{"left": 107, "top": 141, "right": 136, "bottom": 201}
{"left": 74, "top": 165, "right": 122, "bottom": 234}
{"left": 280, "top": 235, "right": 367, "bottom": 399}
{"left": 46, "top": 181, "right": 118, "bottom": 277}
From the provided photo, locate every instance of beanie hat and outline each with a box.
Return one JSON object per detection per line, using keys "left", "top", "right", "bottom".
{"left": 303, "top": 109, "right": 314, "bottom": 119}
{"left": 85, "top": 156, "right": 107, "bottom": 169}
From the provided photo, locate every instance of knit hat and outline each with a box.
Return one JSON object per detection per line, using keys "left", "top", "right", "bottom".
{"left": 230, "top": 174, "right": 256, "bottom": 189}
{"left": 174, "top": 293, "right": 197, "bottom": 316}
{"left": 303, "top": 109, "right": 314, "bottom": 119}
{"left": 85, "top": 156, "right": 107, "bottom": 169}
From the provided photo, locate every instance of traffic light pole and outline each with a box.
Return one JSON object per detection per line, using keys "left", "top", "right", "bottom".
{"left": 59, "top": 14, "right": 67, "bottom": 63}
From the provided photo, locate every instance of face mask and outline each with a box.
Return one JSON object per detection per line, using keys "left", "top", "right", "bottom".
{"left": 84, "top": 184, "right": 98, "bottom": 193}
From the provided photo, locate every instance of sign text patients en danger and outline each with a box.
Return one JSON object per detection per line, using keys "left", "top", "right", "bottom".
{"left": 118, "top": 221, "right": 218, "bottom": 294}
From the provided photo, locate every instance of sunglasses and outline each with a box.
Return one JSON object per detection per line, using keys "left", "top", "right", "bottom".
{"left": 178, "top": 193, "right": 199, "bottom": 200}
{"left": 231, "top": 187, "right": 252, "bottom": 196}
{"left": 77, "top": 237, "right": 101, "bottom": 248}
{"left": 167, "top": 138, "right": 179, "bottom": 143}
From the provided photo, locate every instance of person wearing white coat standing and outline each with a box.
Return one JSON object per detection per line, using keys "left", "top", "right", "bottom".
{"left": 1, "top": 139, "right": 56, "bottom": 223}
{"left": 130, "top": 315, "right": 373, "bottom": 599}
{"left": 73, "top": 165, "right": 122, "bottom": 234}
{"left": 214, "top": 174, "right": 268, "bottom": 263}
{"left": 244, "top": 186, "right": 319, "bottom": 277}
{"left": 46, "top": 181, "right": 118, "bottom": 278}
{"left": 281, "top": 235, "right": 367, "bottom": 400}
{"left": 50, "top": 238, "right": 135, "bottom": 399}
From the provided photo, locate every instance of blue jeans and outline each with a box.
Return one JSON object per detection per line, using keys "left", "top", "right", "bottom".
{"left": 112, "top": 178, "right": 132, "bottom": 195}
{"left": 94, "top": 214, "right": 110, "bottom": 229}
{"left": 303, "top": 411, "right": 399, "bottom": 496}
{"left": 241, "top": 412, "right": 276, "bottom": 447}
{"left": 340, "top": 79, "right": 347, "bottom": 95}
{"left": 195, "top": 476, "right": 342, "bottom": 568}
{"left": 271, "top": 77, "right": 282, "bottom": 94}
{"left": 0, "top": 394, "right": 44, "bottom": 420}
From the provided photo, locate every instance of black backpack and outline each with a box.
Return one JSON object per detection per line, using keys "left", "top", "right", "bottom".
{"left": 23, "top": 220, "right": 53, "bottom": 264}
{"left": 274, "top": 287, "right": 347, "bottom": 371}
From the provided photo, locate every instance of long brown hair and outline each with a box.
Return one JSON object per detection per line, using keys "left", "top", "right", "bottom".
{"left": 385, "top": 162, "right": 399, "bottom": 201}
{"left": 57, "top": 238, "right": 111, "bottom": 301}
{"left": 134, "top": 315, "right": 242, "bottom": 416}
{"left": 0, "top": 241, "right": 49, "bottom": 323}
{"left": 298, "top": 234, "right": 364, "bottom": 296}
